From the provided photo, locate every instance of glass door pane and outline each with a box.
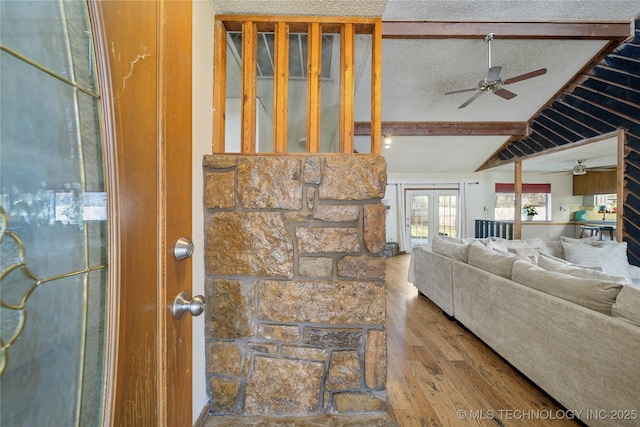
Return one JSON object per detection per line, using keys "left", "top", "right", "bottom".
{"left": 405, "top": 189, "right": 459, "bottom": 250}
{"left": 0, "top": 1, "right": 108, "bottom": 426}
{"left": 406, "top": 192, "right": 430, "bottom": 248}
{"left": 437, "top": 192, "right": 458, "bottom": 239}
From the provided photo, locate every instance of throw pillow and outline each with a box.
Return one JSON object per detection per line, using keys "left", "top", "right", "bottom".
{"left": 612, "top": 286, "right": 640, "bottom": 327}
{"left": 561, "top": 241, "right": 631, "bottom": 285}
{"left": 560, "top": 235, "right": 598, "bottom": 244}
{"left": 468, "top": 241, "right": 528, "bottom": 279}
{"left": 512, "top": 260, "right": 623, "bottom": 315}
{"left": 538, "top": 253, "right": 626, "bottom": 284}
{"left": 539, "top": 240, "right": 564, "bottom": 258}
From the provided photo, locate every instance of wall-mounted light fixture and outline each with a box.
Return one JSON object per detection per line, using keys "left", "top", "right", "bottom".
{"left": 383, "top": 135, "right": 393, "bottom": 149}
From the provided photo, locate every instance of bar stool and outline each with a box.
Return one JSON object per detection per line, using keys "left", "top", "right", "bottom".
{"left": 599, "top": 226, "right": 615, "bottom": 241}
{"left": 580, "top": 226, "right": 600, "bottom": 238}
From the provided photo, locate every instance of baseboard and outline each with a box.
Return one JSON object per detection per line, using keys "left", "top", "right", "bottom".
{"left": 193, "top": 403, "right": 211, "bottom": 427}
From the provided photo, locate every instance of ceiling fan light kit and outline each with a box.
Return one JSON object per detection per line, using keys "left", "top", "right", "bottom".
{"left": 445, "top": 33, "right": 548, "bottom": 108}
{"left": 573, "top": 160, "right": 587, "bottom": 175}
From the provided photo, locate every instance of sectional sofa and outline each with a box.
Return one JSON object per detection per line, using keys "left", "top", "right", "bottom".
{"left": 408, "top": 236, "right": 640, "bottom": 427}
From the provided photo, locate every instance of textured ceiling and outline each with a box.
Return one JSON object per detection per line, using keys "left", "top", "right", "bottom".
{"left": 383, "top": 0, "right": 640, "bottom": 22}
{"left": 210, "top": 0, "right": 386, "bottom": 17}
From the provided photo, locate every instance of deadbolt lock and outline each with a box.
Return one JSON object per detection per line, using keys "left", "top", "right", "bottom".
{"left": 174, "top": 237, "right": 194, "bottom": 260}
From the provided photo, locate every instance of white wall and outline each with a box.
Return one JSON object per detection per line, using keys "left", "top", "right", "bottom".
{"left": 385, "top": 170, "right": 585, "bottom": 250}
{"left": 192, "top": 0, "right": 214, "bottom": 421}
{"left": 225, "top": 98, "right": 273, "bottom": 152}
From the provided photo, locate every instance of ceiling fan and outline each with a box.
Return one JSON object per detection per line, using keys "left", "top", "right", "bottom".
{"left": 445, "top": 33, "right": 548, "bottom": 109}
{"left": 542, "top": 160, "right": 617, "bottom": 175}
{"left": 573, "top": 159, "right": 587, "bottom": 175}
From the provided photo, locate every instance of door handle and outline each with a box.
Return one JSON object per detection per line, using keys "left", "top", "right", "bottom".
{"left": 172, "top": 291, "right": 205, "bottom": 319}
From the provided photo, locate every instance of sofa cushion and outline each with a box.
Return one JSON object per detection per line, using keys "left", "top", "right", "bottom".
{"left": 538, "top": 253, "right": 625, "bottom": 284}
{"left": 512, "top": 247, "right": 541, "bottom": 264}
{"left": 561, "top": 241, "right": 631, "bottom": 285}
{"left": 512, "top": 260, "right": 623, "bottom": 315}
{"left": 468, "top": 241, "right": 528, "bottom": 279}
{"left": 612, "top": 285, "right": 640, "bottom": 327}
{"left": 431, "top": 236, "right": 469, "bottom": 263}
{"left": 539, "top": 240, "right": 564, "bottom": 258}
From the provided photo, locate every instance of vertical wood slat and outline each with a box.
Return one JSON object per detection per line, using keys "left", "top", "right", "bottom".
{"left": 306, "top": 22, "right": 322, "bottom": 153}
{"left": 370, "top": 19, "right": 382, "bottom": 155}
{"left": 242, "top": 21, "right": 257, "bottom": 152}
{"left": 273, "top": 22, "right": 289, "bottom": 153}
{"left": 514, "top": 161, "right": 523, "bottom": 240}
{"left": 213, "top": 20, "right": 227, "bottom": 153}
{"left": 340, "top": 23, "right": 355, "bottom": 154}
{"left": 617, "top": 129, "right": 625, "bottom": 242}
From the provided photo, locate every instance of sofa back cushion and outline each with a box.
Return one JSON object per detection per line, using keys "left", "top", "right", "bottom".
{"left": 611, "top": 285, "right": 640, "bottom": 327}
{"left": 468, "top": 241, "right": 527, "bottom": 279}
{"left": 561, "top": 241, "right": 631, "bottom": 284}
{"left": 431, "top": 236, "right": 470, "bottom": 263}
{"left": 512, "top": 260, "right": 623, "bottom": 315}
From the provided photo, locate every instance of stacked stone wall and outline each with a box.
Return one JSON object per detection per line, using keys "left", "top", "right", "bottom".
{"left": 203, "top": 154, "right": 388, "bottom": 417}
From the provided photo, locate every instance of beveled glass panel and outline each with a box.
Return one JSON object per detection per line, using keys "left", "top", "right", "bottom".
{"left": 80, "top": 269, "right": 108, "bottom": 425}
{"left": 1, "top": 52, "right": 87, "bottom": 278}
{"left": 1, "top": 275, "right": 85, "bottom": 426}
{"left": 88, "top": 220, "right": 108, "bottom": 268}
{"left": 61, "top": 0, "right": 98, "bottom": 93}
{"left": 0, "top": 1, "right": 69, "bottom": 80}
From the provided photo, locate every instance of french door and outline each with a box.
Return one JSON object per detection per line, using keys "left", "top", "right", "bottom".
{"left": 405, "top": 189, "right": 459, "bottom": 250}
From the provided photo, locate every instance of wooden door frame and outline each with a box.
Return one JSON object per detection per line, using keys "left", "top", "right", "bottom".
{"left": 89, "top": 1, "right": 193, "bottom": 425}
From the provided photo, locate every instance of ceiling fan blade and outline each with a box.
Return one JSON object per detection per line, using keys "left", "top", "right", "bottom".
{"left": 486, "top": 66, "right": 502, "bottom": 83}
{"left": 458, "top": 91, "right": 483, "bottom": 109}
{"left": 445, "top": 87, "right": 477, "bottom": 95}
{"left": 494, "top": 88, "right": 517, "bottom": 100}
{"left": 503, "top": 68, "right": 547, "bottom": 85}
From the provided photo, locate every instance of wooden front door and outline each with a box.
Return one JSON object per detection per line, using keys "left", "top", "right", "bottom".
{"left": 90, "top": 1, "right": 193, "bottom": 426}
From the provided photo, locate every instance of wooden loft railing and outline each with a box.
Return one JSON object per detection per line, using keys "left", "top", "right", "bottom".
{"left": 213, "top": 15, "right": 382, "bottom": 155}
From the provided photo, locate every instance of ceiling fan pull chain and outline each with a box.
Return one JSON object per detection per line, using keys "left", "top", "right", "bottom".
{"left": 486, "top": 33, "right": 493, "bottom": 70}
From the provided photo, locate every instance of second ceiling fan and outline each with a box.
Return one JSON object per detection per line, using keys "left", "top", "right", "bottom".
{"left": 445, "top": 33, "right": 548, "bottom": 109}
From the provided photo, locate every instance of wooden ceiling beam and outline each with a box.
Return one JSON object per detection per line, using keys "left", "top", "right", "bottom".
{"left": 382, "top": 21, "right": 633, "bottom": 40}
{"left": 355, "top": 121, "right": 529, "bottom": 136}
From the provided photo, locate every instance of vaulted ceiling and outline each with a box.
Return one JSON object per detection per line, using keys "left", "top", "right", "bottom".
{"left": 480, "top": 20, "right": 640, "bottom": 172}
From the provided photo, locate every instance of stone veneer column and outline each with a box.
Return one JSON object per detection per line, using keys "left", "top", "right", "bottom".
{"left": 203, "top": 154, "right": 388, "bottom": 417}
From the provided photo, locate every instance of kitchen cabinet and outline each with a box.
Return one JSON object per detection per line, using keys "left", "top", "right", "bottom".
{"left": 572, "top": 170, "right": 616, "bottom": 195}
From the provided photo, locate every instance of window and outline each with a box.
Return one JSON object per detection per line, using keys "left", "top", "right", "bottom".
{"left": 495, "top": 183, "right": 552, "bottom": 221}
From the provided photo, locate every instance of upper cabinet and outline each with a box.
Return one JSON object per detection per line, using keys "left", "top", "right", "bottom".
{"left": 572, "top": 170, "right": 617, "bottom": 195}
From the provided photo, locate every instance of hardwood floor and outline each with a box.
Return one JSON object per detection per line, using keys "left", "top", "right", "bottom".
{"left": 386, "top": 254, "right": 581, "bottom": 427}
